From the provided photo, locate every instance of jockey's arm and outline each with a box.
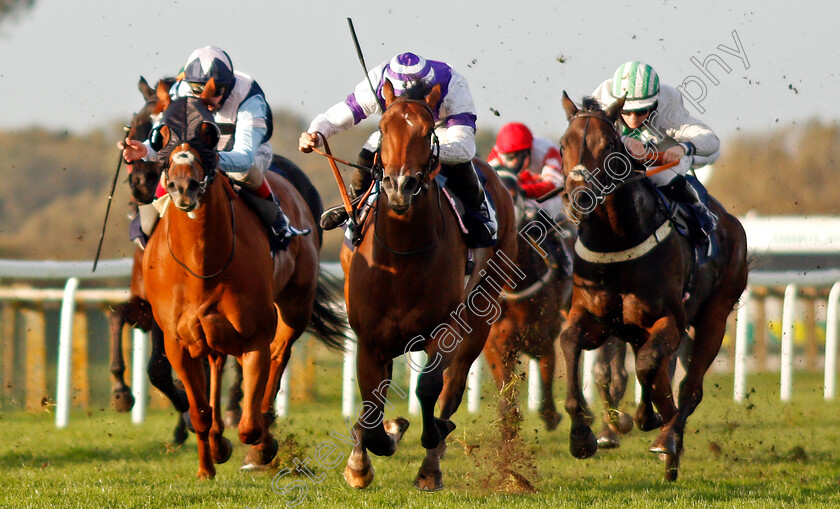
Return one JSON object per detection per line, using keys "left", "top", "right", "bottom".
{"left": 436, "top": 70, "right": 478, "bottom": 164}
{"left": 219, "top": 95, "right": 268, "bottom": 173}
{"left": 657, "top": 86, "right": 721, "bottom": 168}
{"left": 302, "top": 64, "right": 387, "bottom": 150}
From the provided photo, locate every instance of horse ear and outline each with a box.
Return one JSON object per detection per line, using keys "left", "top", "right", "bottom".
{"left": 138, "top": 76, "right": 155, "bottom": 100}
{"left": 382, "top": 79, "right": 397, "bottom": 107}
{"left": 149, "top": 125, "right": 170, "bottom": 152}
{"left": 200, "top": 78, "right": 217, "bottom": 104}
{"left": 154, "top": 79, "right": 171, "bottom": 113}
{"left": 199, "top": 122, "right": 220, "bottom": 149}
{"left": 425, "top": 84, "right": 442, "bottom": 110}
{"left": 605, "top": 95, "right": 626, "bottom": 122}
{"left": 562, "top": 91, "right": 578, "bottom": 120}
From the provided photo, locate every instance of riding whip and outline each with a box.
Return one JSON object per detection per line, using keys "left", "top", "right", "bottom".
{"left": 92, "top": 130, "right": 128, "bottom": 272}
{"left": 347, "top": 17, "right": 385, "bottom": 114}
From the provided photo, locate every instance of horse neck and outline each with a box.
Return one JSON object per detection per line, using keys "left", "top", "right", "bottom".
{"left": 166, "top": 177, "right": 234, "bottom": 264}
{"left": 578, "top": 178, "right": 663, "bottom": 251}
{"left": 373, "top": 181, "right": 441, "bottom": 256}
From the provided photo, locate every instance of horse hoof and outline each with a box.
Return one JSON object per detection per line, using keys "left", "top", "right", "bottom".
{"left": 183, "top": 412, "right": 196, "bottom": 434}
{"left": 649, "top": 430, "right": 678, "bottom": 456}
{"left": 213, "top": 437, "right": 233, "bottom": 464}
{"left": 636, "top": 411, "right": 663, "bottom": 432}
{"left": 344, "top": 462, "right": 374, "bottom": 489}
{"left": 173, "top": 423, "right": 189, "bottom": 447}
{"left": 223, "top": 409, "right": 241, "bottom": 428}
{"left": 242, "top": 437, "right": 278, "bottom": 468}
{"left": 111, "top": 388, "right": 135, "bottom": 412}
{"left": 611, "top": 412, "right": 634, "bottom": 435}
{"left": 596, "top": 428, "right": 621, "bottom": 449}
{"left": 384, "top": 417, "right": 410, "bottom": 440}
{"left": 413, "top": 469, "right": 443, "bottom": 492}
{"left": 541, "top": 410, "right": 562, "bottom": 431}
{"left": 196, "top": 467, "right": 216, "bottom": 480}
{"left": 570, "top": 427, "right": 598, "bottom": 459}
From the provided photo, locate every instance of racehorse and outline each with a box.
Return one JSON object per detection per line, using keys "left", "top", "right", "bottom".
{"left": 142, "top": 81, "right": 344, "bottom": 478}
{"left": 483, "top": 170, "right": 571, "bottom": 435}
{"left": 558, "top": 92, "right": 747, "bottom": 480}
{"left": 337, "top": 80, "right": 516, "bottom": 491}
{"left": 108, "top": 76, "right": 194, "bottom": 445}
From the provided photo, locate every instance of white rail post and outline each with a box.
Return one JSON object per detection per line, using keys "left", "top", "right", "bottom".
{"left": 467, "top": 358, "right": 482, "bottom": 413}
{"left": 527, "top": 358, "right": 541, "bottom": 411}
{"left": 55, "top": 277, "right": 79, "bottom": 428}
{"left": 582, "top": 349, "right": 597, "bottom": 405}
{"left": 341, "top": 335, "right": 356, "bottom": 417}
{"left": 131, "top": 329, "right": 149, "bottom": 424}
{"left": 275, "top": 366, "right": 291, "bottom": 417}
{"left": 734, "top": 287, "right": 751, "bottom": 402}
{"left": 780, "top": 284, "right": 797, "bottom": 402}
{"left": 825, "top": 282, "right": 840, "bottom": 400}
{"left": 407, "top": 351, "right": 424, "bottom": 415}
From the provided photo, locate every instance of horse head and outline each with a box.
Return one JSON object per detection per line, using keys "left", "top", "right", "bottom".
{"left": 127, "top": 76, "right": 176, "bottom": 204}
{"left": 377, "top": 80, "right": 442, "bottom": 215}
{"left": 560, "top": 91, "right": 640, "bottom": 220}
{"left": 153, "top": 93, "right": 220, "bottom": 212}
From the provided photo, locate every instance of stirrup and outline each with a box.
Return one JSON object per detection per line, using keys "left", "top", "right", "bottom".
{"left": 320, "top": 205, "right": 350, "bottom": 231}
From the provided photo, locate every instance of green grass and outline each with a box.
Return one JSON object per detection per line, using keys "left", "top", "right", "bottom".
{"left": 1, "top": 370, "right": 839, "bottom": 508}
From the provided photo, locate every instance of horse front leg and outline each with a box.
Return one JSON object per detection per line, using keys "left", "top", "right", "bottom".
{"left": 146, "top": 323, "right": 190, "bottom": 445}
{"left": 238, "top": 339, "right": 271, "bottom": 448}
{"left": 482, "top": 333, "right": 520, "bottom": 439}
{"left": 537, "top": 345, "right": 562, "bottom": 431}
{"left": 208, "top": 354, "right": 232, "bottom": 464}
{"left": 163, "top": 338, "right": 214, "bottom": 479}
{"left": 560, "top": 309, "right": 609, "bottom": 459}
{"left": 108, "top": 303, "right": 134, "bottom": 412}
{"left": 594, "top": 337, "right": 632, "bottom": 448}
{"left": 345, "top": 349, "right": 409, "bottom": 489}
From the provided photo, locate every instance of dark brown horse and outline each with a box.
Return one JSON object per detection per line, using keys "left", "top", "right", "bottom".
{"left": 557, "top": 92, "right": 747, "bottom": 481}
{"left": 337, "top": 81, "right": 516, "bottom": 491}
{"left": 483, "top": 170, "right": 571, "bottom": 434}
{"left": 143, "top": 83, "right": 343, "bottom": 478}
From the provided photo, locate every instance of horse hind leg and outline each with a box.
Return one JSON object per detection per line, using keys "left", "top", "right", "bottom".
{"left": 108, "top": 303, "right": 135, "bottom": 412}
{"left": 224, "top": 362, "right": 243, "bottom": 428}
{"left": 651, "top": 297, "right": 734, "bottom": 481}
{"left": 537, "top": 346, "right": 562, "bottom": 431}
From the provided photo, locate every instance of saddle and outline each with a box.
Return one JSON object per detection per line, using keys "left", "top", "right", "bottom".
{"left": 646, "top": 175, "right": 719, "bottom": 266}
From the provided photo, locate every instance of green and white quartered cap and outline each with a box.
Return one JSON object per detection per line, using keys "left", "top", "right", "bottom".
{"left": 610, "top": 61, "right": 660, "bottom": 111}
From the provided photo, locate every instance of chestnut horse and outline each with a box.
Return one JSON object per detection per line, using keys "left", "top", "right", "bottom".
{"left": 483, "top": 170, "right": 571, "bottom": 434}
{"left": 337, "top": 81, "right": 516, "bottom": 491}
{"left": 558, "top": 92, "right": 747, "bottom": 480}
{"left": 143, "top": 87, "right": 342, "bottom": 478}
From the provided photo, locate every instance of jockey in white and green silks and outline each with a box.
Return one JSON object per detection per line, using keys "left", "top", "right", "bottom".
{"left": 592, "top": 61, "right": 720, "bottom": 253}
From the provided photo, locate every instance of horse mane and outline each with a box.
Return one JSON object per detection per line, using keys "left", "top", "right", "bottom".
{"left": 398, "top": 81, "right": 431, "bottom": 101}
{"left": 581, "top": 96, "right": 605, "bottom": 113}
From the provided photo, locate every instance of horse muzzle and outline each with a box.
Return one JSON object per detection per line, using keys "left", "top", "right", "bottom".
{"left": 382, "top": 174, "right": 421, "bottom": 216}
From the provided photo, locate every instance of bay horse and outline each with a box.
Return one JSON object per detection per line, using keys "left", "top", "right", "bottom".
{"left": 483, "top": 170, "right": 571, "bottom": 435}
{"left": 337, "top": 80, "right": 516, "bottom": 491}
{"left": 143, "top": 84, "right": 344, "bottom": 479}
{"left": 558, "top": 92, "right": 747, "bottom": 480}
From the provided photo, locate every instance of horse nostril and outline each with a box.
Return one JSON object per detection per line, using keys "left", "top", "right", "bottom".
{"left": 187, "top": 180, "right": 200, "bottom": 193}
{"left": 382, "top": 176, "right": 395, "bottom": 192}
{"left": 403, "top": 176, "right": 419, "bottom": 194}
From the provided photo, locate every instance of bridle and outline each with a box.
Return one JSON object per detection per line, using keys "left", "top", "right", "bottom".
{"left": 372, "top": 97, "right": 441, "bottom": 192}
{"left": 164, "top": 145, "right": 235, "bottom": 279}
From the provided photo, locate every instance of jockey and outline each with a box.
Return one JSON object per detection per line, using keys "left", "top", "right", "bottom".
{"left": 121, "top": 46, "right": 307, "bottom": 252}
{"left": 592, "top": 61, "right": 720, "bottom": 255}
{"left": 488, "top": 122, "right": 571, "bottom": 270}
{"left": 298, "top": 51, "right": 496, "bottom": 247}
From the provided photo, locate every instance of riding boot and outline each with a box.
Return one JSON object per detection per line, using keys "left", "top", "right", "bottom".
{"left": 129, "top": 203, "right": 160, "bottom": 250}
{"left": 238, "top": 184, "right": 311, "bottom": 253}
{"left": 320, "top": 149, "right": 376, "bottom": 231}
{"left": 442, "top": 161, "right": 498, "bottom": 247}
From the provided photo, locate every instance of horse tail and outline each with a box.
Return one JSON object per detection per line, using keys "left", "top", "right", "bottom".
{"left": 269, "top": 154, "right": 325, "bottom": 245}
{"left": 306, "top": 269, "right": 350, "bottom": 352}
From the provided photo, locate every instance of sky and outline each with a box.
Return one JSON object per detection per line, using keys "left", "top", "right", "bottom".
{"left": 0, "top": 0, "right": 837, "bottom": 142}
